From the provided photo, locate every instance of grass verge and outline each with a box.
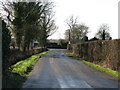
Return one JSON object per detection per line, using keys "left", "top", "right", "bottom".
{"left": 3, "top": 50, "right": 52, "bottom": 88}
{"left": 11, "top": 50, "right": 52, "bottom": 76}
{"left": 66, "top": 53, "right": 120, "bottom": 78}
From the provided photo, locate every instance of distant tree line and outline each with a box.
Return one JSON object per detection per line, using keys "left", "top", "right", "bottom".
{"left": 46, "top": 39, "right": 68, "bottom": 49}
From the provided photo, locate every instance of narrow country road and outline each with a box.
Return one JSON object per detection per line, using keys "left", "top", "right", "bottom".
{"left": 22, "top": 49, "right": 119, "bottom": 88}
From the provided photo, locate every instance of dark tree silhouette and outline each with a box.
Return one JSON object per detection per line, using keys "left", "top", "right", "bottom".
{"left": 109, "top": 37, "right": 112, "bottom": 40}
{"left": 96, "top": 24, "right": 111, "bottom": 40}
{"left": 89, "top": 37, "right": 99, "bottom": 41}
{"left": 82, "top": 36, "right": 88, "bottom": 41}
{"left": 2, "top": 20, "right": 11, "bottom": 59}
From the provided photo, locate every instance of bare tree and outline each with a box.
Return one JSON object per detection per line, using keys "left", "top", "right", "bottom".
{"left": 66, "top": 15, "right": 78, "bottom": 30}
{"left": 96, "top": 24, "right": 111, "bottom": 40}
{"left": 65, "top": 16, "right": 89, "bottom": 42}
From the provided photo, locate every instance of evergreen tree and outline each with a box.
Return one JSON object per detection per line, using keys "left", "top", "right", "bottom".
{"left": 2, "top": 20, "right": 11, "bottom": 58}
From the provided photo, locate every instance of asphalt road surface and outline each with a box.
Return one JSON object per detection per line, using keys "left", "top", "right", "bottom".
{"left": 22, "top": 49, "right": 119, "bottom": 88}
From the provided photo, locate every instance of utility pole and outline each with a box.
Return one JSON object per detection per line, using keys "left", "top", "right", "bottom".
{"left": 67, "top": 29, "right": 71, "bottom": 50}
{"left": 68, "top": 29, "right": 71, "bottom": 44}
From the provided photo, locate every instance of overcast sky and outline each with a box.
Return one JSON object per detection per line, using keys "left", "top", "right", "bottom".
{"left": 48, "top": 0, "right": 119, "bottom": 39}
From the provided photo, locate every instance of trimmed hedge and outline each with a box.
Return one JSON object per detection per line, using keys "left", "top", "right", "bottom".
{"left": 70, "top": 39, "right": 120, "bottom": 71}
